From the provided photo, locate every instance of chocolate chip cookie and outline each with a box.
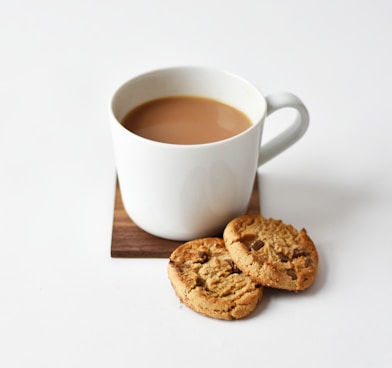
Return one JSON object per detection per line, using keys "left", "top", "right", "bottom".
{"left": 168, "top": 238, "right": 263, "bottom": 320}
{"left": 223, "top": 215, "right": 318, "bottom": 291}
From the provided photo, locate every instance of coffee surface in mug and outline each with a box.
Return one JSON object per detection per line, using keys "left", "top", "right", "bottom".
{"left": 121, "top": 96, "right": 252, "bottom": 144}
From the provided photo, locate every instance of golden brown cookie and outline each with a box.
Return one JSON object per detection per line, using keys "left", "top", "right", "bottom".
{"left": 168, "top": 238, "right": 263, "bottom": 320}
{"left": 223, "top": 215, "right": 318, "bottom": 291}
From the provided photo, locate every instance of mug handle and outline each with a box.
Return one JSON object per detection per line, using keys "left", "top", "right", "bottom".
{"left": 258, "top": 92, "right": 309, "bottom": 166}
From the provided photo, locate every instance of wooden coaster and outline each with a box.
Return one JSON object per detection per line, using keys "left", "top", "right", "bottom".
{"left": 111, "top": 178, "right": 260, "bottom": 258}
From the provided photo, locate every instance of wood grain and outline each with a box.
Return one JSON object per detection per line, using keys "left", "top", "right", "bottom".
{"left": 111, "top": 177, "right": 260, "bottom": 258}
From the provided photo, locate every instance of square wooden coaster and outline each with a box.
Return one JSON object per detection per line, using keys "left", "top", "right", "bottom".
{"left": 111, "top": 178, "right": 260, "bottom": 258}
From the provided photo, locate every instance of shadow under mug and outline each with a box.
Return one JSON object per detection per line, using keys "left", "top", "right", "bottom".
{"left": 110, "top": 66, "right": 309, "bottom": 241}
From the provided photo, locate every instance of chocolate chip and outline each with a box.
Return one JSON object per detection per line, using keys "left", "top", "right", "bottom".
{"left": 305, "top": 258, "right": 313, "bottom": 267}
{"left": 225, "top": 259, "right": 242, "bottom": 274}
{"left": 279, "top": 254, "right": 290, "bottom": 263}
{"left": 197, "top": 251, "right": 209, "bottom": 263}
{"left": 287, "top": 269, "right": 297, "bottom": 280}
{"left": 251, "top": 239, "right": 264, "bottom": 251}
{"left": 196, "top": 277, "right": 205, "bottom": 288}
{"left": 293, "top": 248, "right": 308, "bottom": 258}
{"left": 225, "top": 259, "right": 235, "bottom": 268}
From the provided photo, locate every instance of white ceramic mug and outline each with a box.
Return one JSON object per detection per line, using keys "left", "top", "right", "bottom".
{"left": 110, "top": 67, "right": 309, "bottom": 241}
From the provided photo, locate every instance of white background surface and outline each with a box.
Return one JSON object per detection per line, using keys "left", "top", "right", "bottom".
{"left": 1, "top": 1, "right": 391, "bottom": 367}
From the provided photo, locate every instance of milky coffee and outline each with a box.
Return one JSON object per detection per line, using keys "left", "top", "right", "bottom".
{"left": 121, "top": 96, "right": 252, "bottom": 145}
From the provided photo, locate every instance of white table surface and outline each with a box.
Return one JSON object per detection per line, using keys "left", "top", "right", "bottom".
{"left": 1, "top": 1, "right": 391, "bottom": 367}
